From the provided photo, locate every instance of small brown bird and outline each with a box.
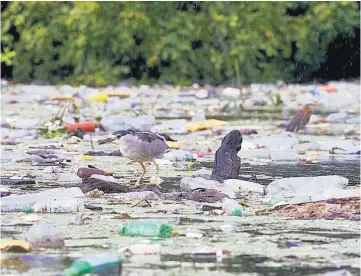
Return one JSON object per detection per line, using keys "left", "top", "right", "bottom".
{"left": 286, "top": 104, "right": 314, "bottom": 133}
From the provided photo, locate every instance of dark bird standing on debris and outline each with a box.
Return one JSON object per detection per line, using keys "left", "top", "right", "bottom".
{"left": 211, "top": 130, "right": 243, "bottom": 182}
{"left": 286, "top": 104, "right": 314, "bottom": 133}
{"left": 98, "top": 130, "right": 169, "bottom": 187}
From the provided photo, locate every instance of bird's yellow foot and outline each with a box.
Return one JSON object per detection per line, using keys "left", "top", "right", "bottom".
{"left": 150, "top": 177, "right": 162, "bottom": 188}
{"left": 133, "top": 182, "right": 142, "bottom": 188}
{"left": 133, "top": 177, "right": 144, "bottom": 188}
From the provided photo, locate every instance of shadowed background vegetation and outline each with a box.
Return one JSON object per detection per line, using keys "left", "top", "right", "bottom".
{"left": 1, "top": 1, "right": 360, "bottom": 87}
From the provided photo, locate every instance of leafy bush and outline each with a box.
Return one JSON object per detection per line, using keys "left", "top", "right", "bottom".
{"left": 1, "top": 1, "right": 359, "bottom": 86}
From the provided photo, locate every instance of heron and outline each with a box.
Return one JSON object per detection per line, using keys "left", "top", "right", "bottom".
{"left": 98, "top": 130, "right": 169, "bottom": 187}
{"left": 286, "top": 104, "right": 314, "bottom": 133}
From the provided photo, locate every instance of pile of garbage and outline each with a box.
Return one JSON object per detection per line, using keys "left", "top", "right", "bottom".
{"left": 1, "top": 79, "right": 360, "bottom": 275}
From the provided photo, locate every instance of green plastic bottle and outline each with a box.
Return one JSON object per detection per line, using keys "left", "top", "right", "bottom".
{"left": 63, "top": 252, "right": 122, "bottom": 276}
{"left": 120, "top": 221, "right": 175, "bottom": 238}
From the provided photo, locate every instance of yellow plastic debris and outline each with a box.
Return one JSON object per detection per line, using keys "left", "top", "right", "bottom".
{"left": 49, "top": 95, "right": 74, "bottom": 101}
{"left": 166, "top": 141, "right": 180, "bottom": 149}
{"left": 81, "top": 155, "right": 92, "bottom": 161}
{"left": 106, "top": 91, "right": 130, "bottom": 98}
{"left": 186, "top": 119, "right": 229, "bottom": 133}
{"left": 87, "top": 92, "right": 109, "bottom": 103}
{"left": 237, "top": 200, "right": 249, "bottom": 207}
{"left": 0, "top": 240, "right": 32, "bottom": 253}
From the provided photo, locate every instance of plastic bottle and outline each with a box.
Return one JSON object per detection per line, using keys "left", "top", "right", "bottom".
{"left": 1, "top": 187, "right": 84, "bottom": 212}
{"left": 63, "top": 252, "right": 122, "bottom": 276}
{"left": 30, "top": 198, "right": 85, "bottom": 213}
{"left": 26, "top": 223, "right": 65, "bottom": 248}
{"left": 222, "top": 199, "right": 243, "bottom": 216}
{"left": 120, "top": 221, "right": 176, "bottom": 238}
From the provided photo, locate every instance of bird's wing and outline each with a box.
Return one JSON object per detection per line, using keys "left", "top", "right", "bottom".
{"left": 286, "top": 111, "right": 302, "bottom": 132}
{"left": 300, "top": 111, "right": 311, "bottom": 127}
{"left": 134, "top": 131, "right": 166, "bottom": 143}
{"left": 133, "top": 131, "right": 169, "bottom": 158}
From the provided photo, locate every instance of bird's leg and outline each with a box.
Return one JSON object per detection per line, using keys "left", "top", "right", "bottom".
{"left": 150, "top": 160, "right": 161, "bottom": 188}
{"left": 153, "top": 160, "right": 160, "bottom": 177}
{"left": 134, "top": 162, "right": 146, "bottom": 187}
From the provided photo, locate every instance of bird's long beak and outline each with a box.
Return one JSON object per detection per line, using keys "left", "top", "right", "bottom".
{"left": 98, "top": 135, "right": 116, "bottom": 145}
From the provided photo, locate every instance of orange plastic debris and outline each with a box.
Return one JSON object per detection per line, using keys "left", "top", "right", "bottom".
{"left": 0, "top": 240, "right": 32, "bottom": 252}
{"left": 65, "top": 122, "right": 97, "bottom": 132}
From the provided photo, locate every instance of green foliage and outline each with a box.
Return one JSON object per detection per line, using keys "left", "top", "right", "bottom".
{"left": 1, "top": 2, "right": 359, "bottom": 86}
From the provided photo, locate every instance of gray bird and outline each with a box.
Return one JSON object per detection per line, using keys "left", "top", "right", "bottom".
{"left": 98, "top": 130, "right": 169, "bottom": 187}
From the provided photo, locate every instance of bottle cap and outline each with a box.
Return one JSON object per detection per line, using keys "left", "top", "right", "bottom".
{"left": 231, "top": 209, "right": 243, "bottom": 216}
{"left": 120, "top": 226, "right": 126, "bottom": 234}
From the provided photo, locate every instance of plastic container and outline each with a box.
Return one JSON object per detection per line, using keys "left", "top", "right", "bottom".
{"left": 25, "top": 223, "right": 65, "bottom": 248}
{"left": 120, "top": 221, "right": 175, "bottom": 238}
{"left": 0, "top": 187, "right": 84, "bottom": 212}
{"left": 63, "top": 252, "right": 122, "bottom": 276}
{"left": 222, "top": 199, "right": 243, "bottom": 216}
{"left": 65, "top": 122, "right": 97, "bottom": 133}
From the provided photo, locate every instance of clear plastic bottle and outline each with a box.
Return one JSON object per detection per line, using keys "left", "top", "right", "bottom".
{"left": 25, "top": 223, "right": 65, "bottom": 248}
{"left": 222, "top": 199, "right": 244, "bottom": 216}
{"left": 31, "top": 198, "right": 85, "bottom": 213}
{"left": 1, "top": 187, "right": 84, "bottom": 212}
{"left": 63, "top": 252, "right": 122, "bottom": 276}
{"left": 120, "top": 221, "right": 175, "bottom": 238}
